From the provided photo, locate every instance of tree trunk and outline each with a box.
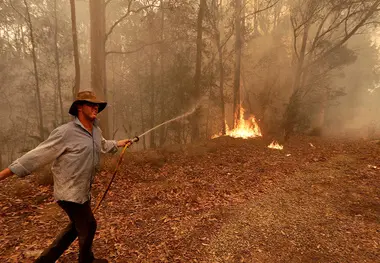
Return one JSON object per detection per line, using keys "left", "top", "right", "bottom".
{"left": 19, "top": 24, "right": 27, "bottom": 54}
{"left": 253, "top": 0, "right": 259, "bottom": 35}
{"left": 159, "top": 0, "right": 166, "bottom": 146}
{"left": 217, "top": 42, "right": 226, "bottom": 135}
{"left": 89, "top": 0, "right": 109, "bottom": 138}
{"left": 233, "top": 0, "right": 242, "bottom": 127}
{"left": 24, "top": 0, "right": 44, "bottom": 141}
{"left": 293, "top": 23, "right": 309, "bottom": 93}
{"left": 54, "top": 0, "right": 64, "bottom": 125}
{"left": 138, "top": 73, "right": 147, "bottom": 150}
{"left": 191, "top": 0, "right": 206, "bottom": 141}
{"left": 70, "top": 0, "right": 80, "bottom": 100}
{"left": 211, "top": 0, "right": 226, "bottom": 135}
{"left": 149, "top": 56, "right": 156, "bottom": 149}
{"left": 310, "top": 86, "right": 329, "bottom": 135}
{"left": 111, "top": 49, "right": 117, "bottom": 137}
{"left": 283, "top": 21, "right": 310, "bottom": 140}
{"left": 15, "top": 25, "right": 23, "bottom": 54}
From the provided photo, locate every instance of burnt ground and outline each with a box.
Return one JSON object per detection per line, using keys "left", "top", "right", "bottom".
{"left": 0, "top": 135, "right": 379, "bottom": 263}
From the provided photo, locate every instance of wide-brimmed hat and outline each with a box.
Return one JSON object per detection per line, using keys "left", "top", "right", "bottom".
{"left": 69, "top": 91, "right": 107, "bottom": 116}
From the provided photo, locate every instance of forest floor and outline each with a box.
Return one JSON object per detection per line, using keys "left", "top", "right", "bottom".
{"left": 0, "top": 135, "right": 379, "bottom": 263}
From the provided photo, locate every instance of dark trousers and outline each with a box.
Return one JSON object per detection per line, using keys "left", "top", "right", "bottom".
{"left": 34, "top": 200, "right": 97, "bottom": 263}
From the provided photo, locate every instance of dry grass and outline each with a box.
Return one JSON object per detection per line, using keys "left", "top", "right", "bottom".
{"left": 0, "top": 135, "right": 379, "bottom": 263}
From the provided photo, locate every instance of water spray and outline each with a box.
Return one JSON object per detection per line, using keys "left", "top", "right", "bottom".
{"left": 137, "top": 104, "right": 198, "bottom": 138}
{"left": 93, "top": 102, "right": 200, "bottom": 212}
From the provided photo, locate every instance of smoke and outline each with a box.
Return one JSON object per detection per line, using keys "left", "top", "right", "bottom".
{"left": 322, "top": 34, "right": 380, "bottom": 138}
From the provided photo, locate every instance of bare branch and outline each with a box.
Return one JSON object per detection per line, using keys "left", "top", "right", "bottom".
{"left": 106, "top": 40, "right": 164, "bottom": 56}
{"left": 105, "top": 0, "right": 133, "bottom": 41}
{"left": 304, "top": 0, "right": 380, "bottom": 71}
{"left": 243, "top": 0, "right": 280, "bottom": 19}
{"left": 105, "top": 1, "right": 160, "bottom": 41}
{"left": 344, "top": 6, "right": 352, "bottom": 37}
{"left": 220, "top": 30, "right": 234, "bottom": 49}
{"left": 290, "top": 16, "right": 300, "bottom": 60}
{"left": 363, "top": 20, "right": 380, "bottom": 25}
{"left": 9, "top": 0, "right": 27, "bottom": 23}
{"left": 311, "top": 8, "right": 363, "bottom": 50}
{"left": 309, "top": 8, "right": 333, "bottom": 53}
{"left": 291, "top": 4, "right": 320, "bottom": 35}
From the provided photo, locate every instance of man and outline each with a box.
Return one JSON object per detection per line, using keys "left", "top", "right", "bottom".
{"left": 0, "top": 91, "right": 131, "bottom": 263}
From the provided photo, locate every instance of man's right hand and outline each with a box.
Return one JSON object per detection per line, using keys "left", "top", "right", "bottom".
{"left": 116, "top": 139, "right": 132, "bottom": 148}
{"left": 0, "top": 168, "right": 14, "bottom": 181}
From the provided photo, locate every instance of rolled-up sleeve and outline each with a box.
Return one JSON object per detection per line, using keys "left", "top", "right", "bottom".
{"left": 9, "top": 127, "right": 67, "bottom": 177}
{"left": 101, "top": 137, "right": 118, "bottom": 154}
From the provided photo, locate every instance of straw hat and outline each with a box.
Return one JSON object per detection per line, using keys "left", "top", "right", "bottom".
{"left": 69, "top": 91, "right": 107, "bottom": 116}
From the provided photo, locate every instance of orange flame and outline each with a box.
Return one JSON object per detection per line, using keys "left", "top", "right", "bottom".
{"left": 213, "top": 106, "right": 262, "bottom": 139}
{"left": 268, "top": 140, "right": 283, "bottom": 150}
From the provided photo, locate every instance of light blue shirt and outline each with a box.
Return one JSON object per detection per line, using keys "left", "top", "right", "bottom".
{"left": 9, "top": 118, "right": 118, "bottom": 204}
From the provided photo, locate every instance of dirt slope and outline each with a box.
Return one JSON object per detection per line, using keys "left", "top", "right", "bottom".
{"left": 0, "top": 136, "right": 379, "bottom": 263}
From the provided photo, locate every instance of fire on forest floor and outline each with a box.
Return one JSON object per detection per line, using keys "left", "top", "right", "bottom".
{"left": 0, "top": 135, "right": 379, "bottom": 263}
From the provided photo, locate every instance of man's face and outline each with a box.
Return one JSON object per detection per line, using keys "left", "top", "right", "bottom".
{"left": 78, "top": 102, "right": 99, "bottom": 121}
